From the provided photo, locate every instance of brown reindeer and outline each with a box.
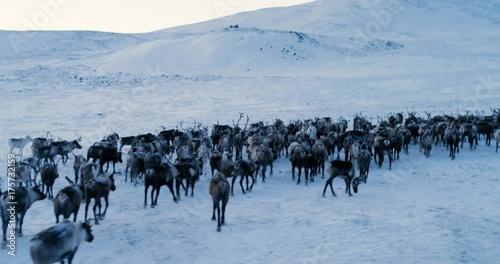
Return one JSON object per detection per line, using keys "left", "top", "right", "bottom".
{"left": 209, "top": 172, "right": 230, "bottom": 232}
{"left": 84, "top": 173, "right": 116, "bottom": 225}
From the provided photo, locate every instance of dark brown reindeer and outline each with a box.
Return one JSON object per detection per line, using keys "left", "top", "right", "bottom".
{"left": 98, "top": 146, "right": 123, "bottom": 174}
{"left": 144, "top": 162, "right": 178, "bottom": 208}
{"left": 445, "top": 126, "right": 461, "bottom": 160}
{"left": 54, "top": 177, "right": 85, "bottom": 223}
{"left": 40, "top": 163, "right": 59, "bottom": 199}
{"left": 84, "top": 173, "right": 116, "bottom": 225}
{"left": 175, "top": 156, "right": 203, "bottom": 199}
{"left": 322, "top": 160, "right": 361, "bottom": 197}
{"left": 289, "top": 142, "right": 307, "bottom": 185}
{"left": 1, "top": 186, "right": 46, "bottom": 248}
{"left": 229, "top": 159, "right": 255, "bottom": 195}
{"left": 374, "top": 136, "right": 393, "bottom": 169}
{"left": 209, "top": 172, "right": 230, "bottom": 232}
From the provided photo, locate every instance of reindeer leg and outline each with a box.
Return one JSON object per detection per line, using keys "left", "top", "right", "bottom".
{"left": 216, "top": 204, "right": 221, "bottom": 232}
{"left": 167, "top": 181, "right": 178, "bottom": 203}
{"left": 154, "top": 187, "right": 161, "bottom": 207}
{"left": 93, "top": 199, "right": 99, "bottom": 225}
{"left": 231, "top": 176, "right": 237, "bottom": 196}
{"left": 150, "top": 187, "right": 155, "bottom": 208}
{"left": 144, "top": 185, "right": 149, "bottom": 208}
{"left": 101, "top": 195, "right": 109, "bottom": 220}
{"left": 17, "top": 212, "right": 25, "bottom": 237}
{"left": 211, "top": 201, "right": 216, "bottom": 221}
{"left": 239, "top": 176, "right": 246, "bottom": 195}
{"left": 175, "top": 178, "right": 181, "bottom": 201}
{"left": 297, "top": 168, "right": 301, "bottom": 185}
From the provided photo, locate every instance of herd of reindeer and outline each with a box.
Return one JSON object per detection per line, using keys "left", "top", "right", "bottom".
{"left": 2, "top": 109, "right": 500, "bottom": 263}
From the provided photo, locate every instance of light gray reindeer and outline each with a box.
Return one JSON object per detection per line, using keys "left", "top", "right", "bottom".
{"left": 8, "top": 135, "right": 33, "bottom": 159}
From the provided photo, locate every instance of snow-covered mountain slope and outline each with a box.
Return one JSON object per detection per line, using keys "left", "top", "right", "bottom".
{"left": 1, "top": 0, "right": 500, "bottom": 263}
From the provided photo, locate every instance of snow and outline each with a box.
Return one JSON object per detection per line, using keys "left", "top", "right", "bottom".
{"left": 1, "top": 0, "right": 500, "bottom": 263}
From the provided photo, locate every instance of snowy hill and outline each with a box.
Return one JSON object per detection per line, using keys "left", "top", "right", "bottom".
{"left": 1, "top": 0, "right": 500, "bottom": 263}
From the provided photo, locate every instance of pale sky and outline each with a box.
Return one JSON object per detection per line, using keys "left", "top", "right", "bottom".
{"left": 0, "top": 0, "right": 312, "bottom": 33}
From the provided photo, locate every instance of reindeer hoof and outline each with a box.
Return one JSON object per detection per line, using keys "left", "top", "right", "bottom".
{"left": 332, "top": 194, "right": 337, "bottom": 197}
{"left": 18, "top": 233, "right": 23, "bottom": 237}
{"left": 322, "top": 193, "right": 326, "bottom": 198}
{"left": 151, "top": 204, "right": 155, "bottom": 208}
{"left": 99, "top": 215, "right": 105, "bottom": 220}
{"left": 216, "top": 226, "right": 221, "bottom": 232}
{"left": 94, "top": 219, "right": 99, "bottom": 225}
{"left": 242, "top": 192, "right": 246, "bottom": 195}
{"left": 297, "top": 181, "right": 300, "bottom": 185}
{"left": 212, "top": 217, "right": 216, "bottom": 221}
{"left": 231, "top": 193, "right": 235, "bottom": 196}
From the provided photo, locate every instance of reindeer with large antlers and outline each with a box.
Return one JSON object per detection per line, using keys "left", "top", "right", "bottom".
{"left": 52, "top": 133, "right": 83, "bottom": 164}
{"left": 233, "top": 113, "right": 249, "bottom": 160}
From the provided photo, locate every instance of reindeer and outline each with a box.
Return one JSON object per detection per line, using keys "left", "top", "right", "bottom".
{"left": 312, "top": 140, "right": 328, "bottom": 178}
{"left": 374, "top": 136, "right": 393, "bottom": 169}
{"left": 86, "top": 144, "right": 104, "bottom": 163}
{"left": 30, "top": 219, "right": 93, "bottom": 264}
{"left": 289, "top": 143, "right": 307, "bottom": 185}
{"left": 98, "top": 146, "right": 123, "bottom": 173}
{"left": 445, "top": 126, "right": 460, "bottom": 160}
{"left": 210, "top": 150, "right": 233, "bottom": 177}
{"left": 460, "top": 123, "right": 478, "bottom": 150}
{"left": 348, "top": 141, "right": 361, "bottom": 163}
{"left": 209, "top": 172, "right": 230, "bottom": 232}
{"left": 144, "top": 163, "right": 178, "bottom": 208}
{"left": 40, "top": 163, "right": 59, "bottom": 199}
{"left": 15, "top": 164, "right": 32, "bottom": 187}
{"left": 175, "top": 156, "right": 203, "bottom": 199}
{"left": 78, "top": 162, "right": 99, "bottom": 184}
{"left": 54, "top": 177, "right": 85, "bottom": 223}
{"left": 73, "top": 155, "right": 86, "bottom": 184}
{"left": 250, "top": 145, "right": 273, "bottom": 183}
{"left": 322, "top": 160, "right": 361, "bottom": 197}
{"left": 1, "top": 186, "right": 46, "bottom": 248}
{"left": 84, "top": 173, "right": 116, "bottom": 225}
{"left": 54, "top": 135, "right": 82, "bottom": 164}
{"left": 420, "top": 130, "right": 433, "bottom": 158}
{"left": 342, "top": 135, "right": 354, "bottom": 161}
{"left": 119, "top": 135, "right": 136, "bottom": 151}
{"left": 356, "top": 150, "right": 371, "bottom": 183}
{"left": 8, "top": 135, "right": 33, "bottom": 159}
{"left": 125, "top": 152, "right": 145, "bottom": 182}
{"left": 229, "top": 159, "right": 255, "bottom": 195}
{"left": 35, "top": 144, "right": 59, "bottom": 164}
{"left": 389, "top": 132, "right": 403, "bottom": 160}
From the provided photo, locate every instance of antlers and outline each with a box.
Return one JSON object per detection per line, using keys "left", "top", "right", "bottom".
{"left": 233, "top": 112, "right": 244, "bottom": 128}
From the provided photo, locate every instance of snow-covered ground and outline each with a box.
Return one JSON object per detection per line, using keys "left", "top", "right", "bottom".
{"left": 1, "top": 0, "right": 500, "bottom": 263}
